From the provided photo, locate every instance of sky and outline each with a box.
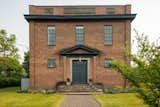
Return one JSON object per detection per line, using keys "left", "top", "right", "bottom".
{"left": 0, "top": 0, "right": 160, "bottom": 62}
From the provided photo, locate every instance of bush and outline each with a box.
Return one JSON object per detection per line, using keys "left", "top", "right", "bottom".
{"left": 104, "top": 85, "right": 122, "bottom": 94}
{"left": 0, "top": 76, "right": 20, "bottom": 88}
{"left": 104, "top": 88, "right": 115, "bottom": 93}
{"left": 123, "top": 86, "right": 137, "bottom": 93}
{"left": 104, "top": 85, "right": 136, "bottom": 94}
{"left": 115, "top": 86, "right": 123, "bottom": 93}
{"left": 26, "top": 88, "right": 56, "bottom": 94}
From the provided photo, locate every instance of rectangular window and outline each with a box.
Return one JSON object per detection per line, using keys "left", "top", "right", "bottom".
{"left": 44, "top": 8, "right": 54, "bottom": 15}
{"left": 76, "top": 26, "right": 84, "bottom": 45}
{"left": 64, "top": 8, "right": 95, "bottom": 14}
{"left": 104, "top": 59, "right": 112, "bottom": 68}
{"left": 48, "top": 59, "right": 56, "bottom": 68}
{"left": 48, "top": 26, "right": 55, "bottom": 45}
{"left": 106, "top": 8, "right": 115, "bottom": 14}
{"left": 104, "top": 25, "right": 112, "bottom": 45}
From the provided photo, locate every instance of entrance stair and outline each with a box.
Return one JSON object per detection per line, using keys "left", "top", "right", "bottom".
{"left": 56, "top": 84, "right": 103, "bottom": 94}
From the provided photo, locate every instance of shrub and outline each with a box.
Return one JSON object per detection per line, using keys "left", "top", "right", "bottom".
{"left": 104, "top": 87, "right": 117, "bottom": 94}
{"left": 26, "top": 88, "right": 56, "bottom": 94}
{"left": 104, "top": 88, "right": 114, "bottom": 93}
{"left": 0, "top": 76, "right": 20, "bottom": 88}
{"left": 123, "top": 86, "right": 137, "bottom": 93}
{"left": 104, "top": 85, "right": 136, "bottom": 94}
{"left": 114, "top": 85, "right": 123, "bottom": 93}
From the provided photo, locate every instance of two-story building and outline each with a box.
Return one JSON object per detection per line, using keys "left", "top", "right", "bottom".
{"left": 24, "top": 5, "right": 136, "bottom": 88}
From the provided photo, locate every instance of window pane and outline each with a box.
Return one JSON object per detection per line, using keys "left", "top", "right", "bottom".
{"left": 48, "top": 59, "right": 56, "bottom": 68}
{"left": 48, "top": 27, "right": 55, "bottom": 45}
{"left": 76, "top": 26, "right": 84, "bottom": 45}
{"left": 44, "top": 8, "right": 53, "bottom": 15}
{"left": 104, "top": 26, "right": 112, "bottom": 45}
{"left": 104, "top": 59, "right": 112, "bottom": 68}
{"left": 106, "top": 8, "right": 115, "bottom": 14}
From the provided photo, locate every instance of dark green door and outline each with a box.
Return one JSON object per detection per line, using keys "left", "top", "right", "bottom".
{"left": 72, "top": 60, "right": 88, "bottom": 84}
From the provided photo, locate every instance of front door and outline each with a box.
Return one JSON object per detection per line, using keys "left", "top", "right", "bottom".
{"left": 72, "top": 60, "right": 88, "bottom": 84}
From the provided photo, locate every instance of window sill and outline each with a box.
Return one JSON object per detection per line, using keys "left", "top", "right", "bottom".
{"left": 104, "top": 44, "right": 112, "bottom": 46}
{"left": 48, "top": 45, "right": 56, "bottom": 46}
{"left": 48, "top": 66, "right": 56, "bottom": 68}
{"left": 104, "top": 66, "right": 112, "bottom": 68}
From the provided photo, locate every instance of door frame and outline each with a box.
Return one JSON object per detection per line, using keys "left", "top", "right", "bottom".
{"left": 70, "top": 58, "right": 90, "bottom": 84}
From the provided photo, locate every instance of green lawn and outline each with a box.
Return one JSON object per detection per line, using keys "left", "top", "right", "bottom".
{"left": 0, "top": 87, "right": 64, "bottom": 107}
{"left": 94, "top": 93, "right": 149, "bottom": 107}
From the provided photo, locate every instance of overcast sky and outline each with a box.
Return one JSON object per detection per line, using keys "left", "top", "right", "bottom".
{"left": 0, "top": 0, "right": 160, "bottom": 62}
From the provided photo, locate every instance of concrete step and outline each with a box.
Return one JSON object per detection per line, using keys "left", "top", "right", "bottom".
{"left": 57, "top": 92, "right": 103, "bottom": 95}
{"left": 56, "top": 84, "right": 104, "bottom": 93}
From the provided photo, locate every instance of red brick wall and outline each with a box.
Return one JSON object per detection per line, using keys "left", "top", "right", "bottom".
{"left": 29, "top": 5, "right": 131, "bottom": 15}
{"left": 29, "top": 5, "right": 132, "bottom": 88}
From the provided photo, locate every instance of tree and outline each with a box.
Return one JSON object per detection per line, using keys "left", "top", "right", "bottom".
{"left": 0, "top": 57, "right": 25, "bottom": 87}
{"left": 0, "top": 29, "right": 19, "bottom": 59}
{"left": 112, "top": 31, "right": 160, "bottom": 107}
{"left": 22, "top": 51, "right": 29, "bottom": 77}
{"left": 0, "top": 57, "right": 25, "bottom": 78}
{"left": 0, "top": 29, "right": 24, "bottom": 87}
{"left": 0, "top": 29, "right": 20, "bottom": 76}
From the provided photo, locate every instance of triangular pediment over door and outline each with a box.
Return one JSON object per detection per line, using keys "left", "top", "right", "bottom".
{"left": 60, "top": 45, "right": 100, "bottom": 56}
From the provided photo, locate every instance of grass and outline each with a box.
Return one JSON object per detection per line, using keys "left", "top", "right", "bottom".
{"left": 0, "top": 87, "right": 64, "bottom": 107}
{"left": 94, "top": 93, "right": 149, "bottom": 107}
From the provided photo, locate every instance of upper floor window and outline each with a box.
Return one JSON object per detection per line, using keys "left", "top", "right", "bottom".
{"left": 104, "top": 25, "right": 112, "bottom": 45}
{"left": 48, "top": 26, "right": 55, "bottom": 45}
{"left": 106, "top": 8, "right": 115, "bottom": 14}
{"left": 75, "top": 26, "right": 84, "bottom": 45}
{"left": 44, "top": 8, "right": 53, "bottom": 15}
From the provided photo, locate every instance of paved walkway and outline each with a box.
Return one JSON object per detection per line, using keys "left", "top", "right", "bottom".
{"left": 59, "top": 95, "right": 101, "bottom": 107}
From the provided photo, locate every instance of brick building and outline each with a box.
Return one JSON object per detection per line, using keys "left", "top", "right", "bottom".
{"left": 24, "top": 5, "right": 136, "bottom": 88}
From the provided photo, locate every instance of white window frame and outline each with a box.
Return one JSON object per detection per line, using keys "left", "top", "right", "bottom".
{"left": 104, "top": 58, "right": 112, "bottom": 68}
{"left": 48, "top": 26, "right": 55, "bottom": 45}
{"left": 48, "top": 59, "right": 56, "bottom": 68}
{"left": 75, "top": 26, "right": 84, "bottom": 45}
{"left": 104, "top": 25, "right": 112, "bottom": 45}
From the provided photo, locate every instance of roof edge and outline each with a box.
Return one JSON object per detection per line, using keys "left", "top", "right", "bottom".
{"left": 29, "top": 4, "right": 131, "bottom": 7}
{"left": 24, "top": 14, "right": 137, "bottom": 22}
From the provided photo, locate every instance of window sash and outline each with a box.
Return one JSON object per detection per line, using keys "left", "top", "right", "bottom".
{"left": 48, "top": 27, "right": 55, "bottom": 45}
{"left": 104, "top": 59, "right": 112, "bottom": 68}
{"left": 48, "top": 59, "right": 56, "bottom": 68}
{"left": 76, "top": 26, "right": 84, "bottom": 45}
{"left": 106, "top": 8, "right": 115, "bottom": 14}
{"left": 104, "top": 26, "right": 112, "bottom": 45}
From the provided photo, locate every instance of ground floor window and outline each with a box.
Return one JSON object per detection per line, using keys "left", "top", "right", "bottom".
{"left": 104, "top": 58, "right": 112, "bottom": 68}
{"left": 48, "top": 59, "right": 56, "bottom": 68}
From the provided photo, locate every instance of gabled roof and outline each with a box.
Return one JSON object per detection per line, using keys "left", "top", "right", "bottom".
{"left": 24, "top": 14, "right": 136, "bottom": 22}
{"left": 60, "top": 45, "right": 100, "bottom": 56}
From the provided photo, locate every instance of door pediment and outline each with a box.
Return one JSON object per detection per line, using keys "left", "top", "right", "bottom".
{"left": 71, "top": 49, "right": 90, "bottom": 54}
{"left": 60, "top": 45, "right": 100, "bottom": 56}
